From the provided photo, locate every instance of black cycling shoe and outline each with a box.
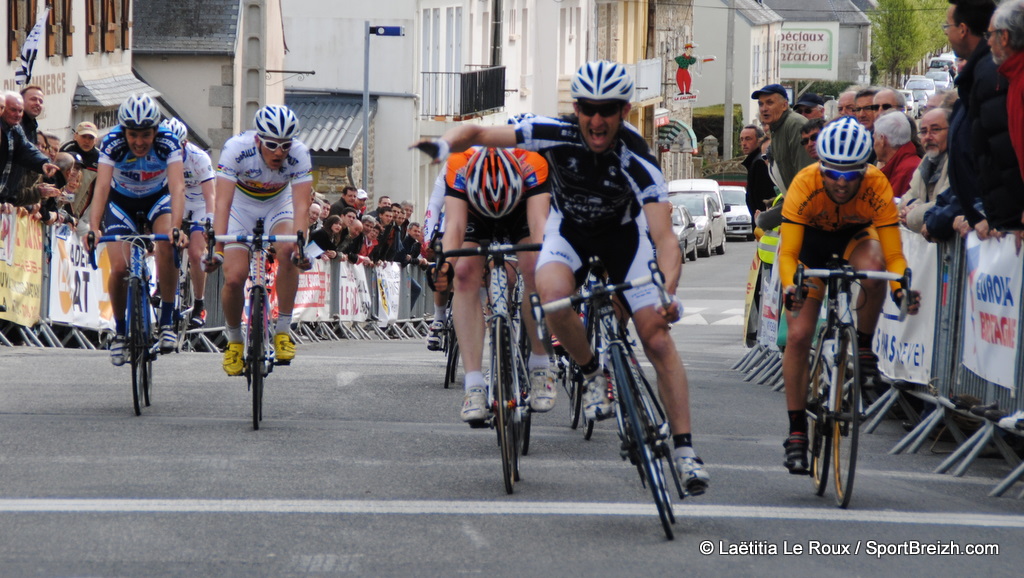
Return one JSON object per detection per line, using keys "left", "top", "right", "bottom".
{"left": 783, "top": 433, "right": 810, "bottom": 475}
{"left": 858, "top": 348, "right": 879, "bottom": 378}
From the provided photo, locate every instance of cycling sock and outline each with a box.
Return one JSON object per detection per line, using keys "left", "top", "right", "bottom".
{"left": 194, "top": 298, "right": 205, "bottom": 313}
{"left": 115, "top": 316, "right": 126, "bottom": 336}
{"left": 580, "top": 355, "right": 600, "bottom": 377}
{"left": 528, "top": 352, "right": 549, "bottom": 370}
{"left": 159, "top": 301, "right": 175, "bottom": 326}
{"left": 226, "top": 325, "right": 243, "bottom": 343}
{"left": 276, "top": 313, "right": 293, "bottom": 335}
{"left": 788, "top": 410, "right": 808, "bottom": 435}
{"left": 464, "top": 371, "right": 486, "bottom": 392}
{"left": 857, "top": 330, "right": 872, "bottom": 350}
{"left": 434, "top": 304, "right": 446, "bottom": 322}
{"left": 672, "top": 433, "right": 692, "bottom": 449}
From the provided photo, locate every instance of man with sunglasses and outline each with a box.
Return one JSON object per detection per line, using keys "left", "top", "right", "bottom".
{"left": 799, "top": 119, "right": 824, "bottom": 161}
{"left": 794, "top": 93, "right": 825, "bottom": 120}
{"left": 777, "top": 117, "right": 921, "bottom": 476}
{"left": 413, "top": 60, "right": 710, "bottom": 496}
{"left": 206, "top": 104, "right": 313, "bottom": 376}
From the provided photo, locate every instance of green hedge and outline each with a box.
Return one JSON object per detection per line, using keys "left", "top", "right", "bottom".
{"left": 691, "top": 104, "right": 744, "bottom": 159}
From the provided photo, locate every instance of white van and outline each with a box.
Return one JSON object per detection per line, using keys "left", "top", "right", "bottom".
{"left": 667, "top": 179, "right": 724, "bottom": 215}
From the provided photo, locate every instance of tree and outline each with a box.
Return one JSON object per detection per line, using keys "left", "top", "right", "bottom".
{"left": 871, "top": 0, "right": 929, "bottom": 86}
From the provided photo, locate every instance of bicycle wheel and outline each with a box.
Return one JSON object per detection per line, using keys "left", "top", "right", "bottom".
{"left": 491, "top": 316, "right": 519, "bottom": 494}
{"left": 832, "top": 326, "right": 861, "bottom": 508}
{"left": 175, "top": 259, "right": 194, "bottom": 350}
{"left": 807, "top": 325, "right": 832, "bottom": 496}
{"left": 610, "top": 343, "right": 674, "bottom": 540}
{"left": 248, "top": 286, "right": 266, "bottom": 430}
{"left": 128, "top": 278, "right": 147, "bottom": 416}
{"left": 561, "top": 354, "right": 584, "bottom": 430}
{"left": 443, "top": 325, "right": 460, "bottom": 388}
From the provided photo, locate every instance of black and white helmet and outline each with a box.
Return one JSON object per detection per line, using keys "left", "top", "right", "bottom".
{"left": 254, "top": 105, "right": 299, "bottom": 139}
{"left": 570, "top": 61, "right": 634, "bottom": 102}
{"left": 118, "top": 94, "right": 161, "bottom": 129}
{"left": 817, "top": 117, "right": 872, "bottom": 167}
{"left": 162, "top": 118, "right": 188, "bottom": 144}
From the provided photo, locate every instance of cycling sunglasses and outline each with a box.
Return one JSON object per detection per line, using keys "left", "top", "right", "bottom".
{"left": 820, "top": 166, "right": 866, "bottom": 181}
{"left": 577, "top": 100, "right": 623, "bottom": 118}
{"left": 259, "top": 137, "right": 293, "bottom": 152}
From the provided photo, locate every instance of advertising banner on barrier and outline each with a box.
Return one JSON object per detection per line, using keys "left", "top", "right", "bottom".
{"left": 47, "top": 224, "right": 115, "bottom": 331}
{"left": 0, "top": 213, "right": 44, "bottom": 326}
{"left": 336, "top": 262, "right": 369, "bottom": 322}
{"left": 961, "top": 233, "right": 1021, "bottom": 389}
{"left": 293, "top": 258, "right": 329, "bottom": 322}
{"left": 758, "top": 247, "right": 781, "bottom": 351}
{"left": 873, "top": 229, "right": 937, "bottom": 384}
{"left": 376, "top": 262, "right": 401, "bottom": 326}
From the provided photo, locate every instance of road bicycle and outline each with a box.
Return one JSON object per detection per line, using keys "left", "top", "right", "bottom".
{"left": 442, "top": 241, "right": 540, "bottom": 494}
{"left": 552, "top": 271, "right": 601, "bottom": 439}
{"left": 439, "top": 295, "right": 460, "bottom": 389}
{"left": 533, "top": 259, "right": 685, "bottom": 540}
{"left": 206, "top": 219, "right": 305, "bottom": 430}
{"left": 794, "top": 258, "right": 910, "bottom": 508}
{"left": 88, "top": 227, "right": 181, "bottom": 416}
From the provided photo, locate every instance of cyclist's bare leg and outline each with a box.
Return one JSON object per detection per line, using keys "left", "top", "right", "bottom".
{"left": 188, "top": 228, "right": 207, "bottom": 300}
{"left": 270, "top": 224, "right": 300, "bottom": 319}
{"left": 452, "top": 247, "right": 486, "bottom": 374}
{"left": 781, "top": 296, "right": 823, "bottom": 412}
{"left": 633, "top": 306, "right": 691, "bottom": 435}
{"left": 220, "top": 246, "right": 250, "bottom": 328}
{"left": 151, "top": 213, "right": 178, "bottom": 303}
{"left": 535, "top": 261, "right": 591, "bottom": 364}
{"left": 847, "top": 238, "right": 886, "bottom": 335}
{"left": 106, "top": 240, "right": 129, "bottom": 328}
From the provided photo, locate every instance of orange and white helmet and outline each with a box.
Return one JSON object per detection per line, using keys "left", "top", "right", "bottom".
{"left": 464, "top": 148, "right": 525, "bottom": 219}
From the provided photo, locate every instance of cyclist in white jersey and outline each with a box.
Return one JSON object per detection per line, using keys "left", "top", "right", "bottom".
{"left": 162, "top": 118, "right": 215, "bottom": 328}
{"left": 423, "top": 170, "right": 451, "bottom": 350}
{"left": 414, "top": 61, "right": 710, "bottom": 495}
{"left": 205, "top": 105, "right": 313, "bottom": 375}
{"left": 86, "top": 94, "right": 187, "bottom": 365}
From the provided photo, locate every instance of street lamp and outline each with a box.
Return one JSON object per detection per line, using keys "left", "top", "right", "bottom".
{"left": 362, "top": 22, "right": 405, "bottom": 191}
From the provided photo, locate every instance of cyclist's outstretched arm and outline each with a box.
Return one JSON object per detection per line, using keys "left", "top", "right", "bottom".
{"left": 414, "top": 125, "right": 518, "bottom": 161}
{"left": 86, "top": 163, "right": 115, "bottom": 249}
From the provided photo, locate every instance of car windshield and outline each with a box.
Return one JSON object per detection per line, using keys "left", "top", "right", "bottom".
{"left": 671, "top": 194, "right": 706, "bottom": 216}
{"left": 906, "top": 80, "right": 933, "bottom": 90}
{"left": 721, "top": 188, "right": 745, "bottom": 206}
{"left": 912, "top": 90, "right": 930, "bottom": 101}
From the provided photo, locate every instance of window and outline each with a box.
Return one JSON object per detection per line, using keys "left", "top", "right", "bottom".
{"left": 44, "top": 0, "right": 74, "bottom": 57}
{"left": 7, "top": 0, "right": 39, "bottom": 62}
{"left": 86, "top": 0, "right": 99, "bottom": 53}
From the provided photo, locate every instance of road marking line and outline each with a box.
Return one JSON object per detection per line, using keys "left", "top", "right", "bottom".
{"left": 0, "top": 499, "right": 1021, "bottom": 527}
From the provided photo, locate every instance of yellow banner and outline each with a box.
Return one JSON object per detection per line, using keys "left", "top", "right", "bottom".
{"left": 0, "top": 213, "right": 44, "bottom": 326}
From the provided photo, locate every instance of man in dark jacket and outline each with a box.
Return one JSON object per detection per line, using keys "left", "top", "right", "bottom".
{"left": 740, "top": 124, "right": 775, "bottom": 216}
{"left": 0, "top": 92, "right": 57, "bottom": 206}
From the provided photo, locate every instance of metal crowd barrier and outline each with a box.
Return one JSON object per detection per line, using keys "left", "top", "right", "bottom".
{"left": 735, "top": 234, "right": 1024, "bottom": 499}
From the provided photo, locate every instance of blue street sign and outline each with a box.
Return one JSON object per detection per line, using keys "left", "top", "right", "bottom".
{"left": 370, "top": 26, "right": 404, "bottom": 37}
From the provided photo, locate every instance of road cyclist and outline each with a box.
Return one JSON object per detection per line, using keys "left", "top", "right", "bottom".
{"left": 414, "top": 60, "right": 710, "bottom": 493}
{"left": 203, "top": 104, "right": 313, "bottom": 376}
{"left": 779, "top": 116, "right": 921, "bottom": 477}
{"left": 85, "top": 93, "right": 188, "bottom": 366}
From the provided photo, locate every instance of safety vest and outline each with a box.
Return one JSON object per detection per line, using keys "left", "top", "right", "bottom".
{"left": 756, "top": 193, "right": 784, "bottom": 265}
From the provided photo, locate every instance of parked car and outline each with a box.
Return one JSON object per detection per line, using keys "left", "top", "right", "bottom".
{"left": 669, "top": 192, "right": 726, "bottom": 257}
{"left": 925, "top": 70, "right": 952, "bottom": 91}
{"left": 667, "top": 178, "right": 724, "bottom": 218}
{"left": 905, "top": 76, "right": 936, "bottom": 102}
{"left": 719, "top": 185, "right": 754, "bottom": 241}
{"left": 928, "top": 53, "right": 957, "bottom": 75}
{"left": 672, "top": 205, "right": 699, "bottom": 262}
{"left": 898, "top": 89, "right": 920, "bottom": 118}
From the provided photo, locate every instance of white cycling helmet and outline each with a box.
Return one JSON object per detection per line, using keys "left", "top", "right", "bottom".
{"left": 570, "top": 61, "right": 634, "bottom": 102}
{"left": 254, "top": 105, "right": 299, "bottom": 139}
{"left": 118, "top": 94, "right": 161, "bottom": 129}
{"left": 816, "top": 117, "right": 872, "bottom": 167}
{"left": 162, "top": 118, "right": 188, "bottom": 143}
{"left": 464, "top": 148, "right": 525, "bottom": 220}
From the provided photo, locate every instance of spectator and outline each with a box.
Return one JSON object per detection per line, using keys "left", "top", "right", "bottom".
{"left": 740, "top": 124, "right": 775, "bottom": 216}
{"left": 337, "top": 208, "right": 364, "bottom": 260}
{"left": 307, "top": 202, "right": 323, "bottom": 234}
{"left": 873, "top": 112, "right": 922, "bottom": 198}
{"left": 400, "top": 201, "right": 414, "bottom": 222}
{"left": 395, "top": 221, "right": 427, "bottom": 310}
{"left": 19, "top": 85, "right": 44, "bottom": 145}
{"left": 854, "top": 87, "right": 881, "bottom": 131}
{"left": 35, "top": 152, "right": 83, "bottom": 225}
{"left": 35, "top": 131, "right": 56, "bottom": 161}
{"left": 358, "top": 221, "right": 381, "bottom": 265}
{"left": 944, "top": 0, "right": 998, "bottom": 239}
{"left": 752, "top": 83, "right": 811, "bottom": 191}
{"left": 901, "top": 108, "right": 952, "bottom": 239}
{"left": 372, "top": 203, "right": 402, "bottom": 262}
{"left": 309, "top": 214, "right": 346, "bottom": 260}
{"left": 794, "top": 92, "right": 825, "bottom": 120}
{"left": 366, "top": 194, "right": 392, "bottom": 219}
{"left": 872, "top": 88, "right": 908, "bottom": 115}
{"left": 0, "top": 91, "right": 57, "bottom": 207}
{"left": 391, "top": 202, "right": 408, "bottom": 237}
{"left": 836, "top": 89, "right": 859, "bottom": 118}
{"left": 60, "top": 122, "right": 101, "bottom": 170}
{"left": 353, "top": 188, "right": 368, "bottom": 214}
{"left": 799, "top": 119, "right": 825, "bottom": 161}
{"left": 991, "top": 0, "right": 1024, "bottom": 188}
{"left": 328, "top": 184, "right": 359, "bottom": 217}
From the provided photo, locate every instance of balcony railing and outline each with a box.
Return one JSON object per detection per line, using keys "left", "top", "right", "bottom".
{"left": 421, "top": 66, "right": 506, "bottom": 118}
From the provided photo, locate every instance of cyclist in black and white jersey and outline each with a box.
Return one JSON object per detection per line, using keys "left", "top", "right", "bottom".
{"left": 414, "top": 61, "right": 709, "bottom": 494}
{"left": 163, "top": 118, "right": 215, "bottom": 328}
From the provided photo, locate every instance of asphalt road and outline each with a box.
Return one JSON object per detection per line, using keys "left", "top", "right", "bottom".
{"left": 2, "top": 238, "right": 1022, "bottom": 576}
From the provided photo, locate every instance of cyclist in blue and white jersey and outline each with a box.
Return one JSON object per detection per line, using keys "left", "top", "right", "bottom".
{"left": 204, "top": 105, "right": 313, "bottom": 376}
{"left": 162, "top": 118, "right": 215, "bottom": 328}
{"left": 423, "top": 170, "right": 450, "bottom": 350}
{"left": 86, "top": 93, "right": 187, "bottom": 366}
{"left": 414, "top": 61, "right": 710, "bottom": 494}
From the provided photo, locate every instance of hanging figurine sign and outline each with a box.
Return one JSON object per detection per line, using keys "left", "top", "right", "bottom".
{"left": 672, "top": 42, "right": 717, "bottom": 103}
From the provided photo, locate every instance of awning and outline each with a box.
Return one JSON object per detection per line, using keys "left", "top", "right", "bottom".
{"left": 286, "top": 94, "right": 376, "bottom": 157}
{"left": 73, "top": 73, "right": 161, "bottom": 108}
{"left": 657, "top": 119, "right": 697, "bottom": 152}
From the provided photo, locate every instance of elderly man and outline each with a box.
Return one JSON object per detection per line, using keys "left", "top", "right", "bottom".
{"left": 794, "top": 92, "right": 825, "bottom": 119}
{"left": 901, "top": 108, "right": 952, "bottom": 239}
{"left": 836, "top": 89, "right": 859, "bottom": 117}
{"left": 991, "top": 0, "right": 1024, "bottom": 195}
{"left": 740, "top": 124, "right": 775, "bottom": 216}
{"left": 872, "top": 88, "right": 908, "bottom": 115}
{"left": 0, "top": 91, "right": 58, "bottom": 207}
{"left": 873, "top": 112, "right": 922, "bottom": 198}
{"left": 854, "top": 87, "right": 881, "bottom": 131}
{"left": 752, "top": 83, "right": 812, "bottom": 191}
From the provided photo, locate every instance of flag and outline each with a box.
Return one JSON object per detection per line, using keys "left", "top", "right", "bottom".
{"left": 14, "top": 7, "right": 50, "bottom": 86}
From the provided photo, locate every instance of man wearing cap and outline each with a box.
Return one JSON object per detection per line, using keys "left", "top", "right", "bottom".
{"left": 753, "top": 83, "right": 813, "bottom": 191}
{"left": 794, "top": 93, "right": 825, "bottom": 120}
{"left": 60, "top": 122, "right": 100, "bottom": 171}
{"left": 354, "top": 188, "right": 369, "bottom": 214}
